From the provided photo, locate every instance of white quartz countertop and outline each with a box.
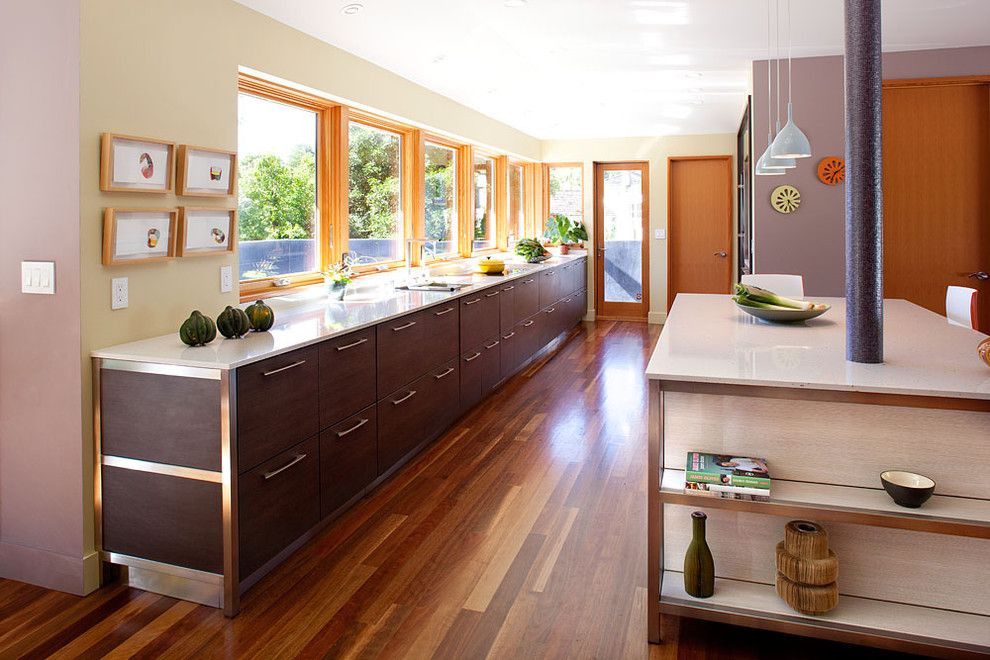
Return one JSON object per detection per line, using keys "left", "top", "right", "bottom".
{"left": 92, "top": 253, "right": 587, "bottom": 370}
{"left": 646, "top": 294, "right": 990, "bottom": 400}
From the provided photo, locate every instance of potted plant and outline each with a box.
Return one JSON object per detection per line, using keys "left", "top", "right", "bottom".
{"left": 544, "top": 213, "right": 574, "bottom": 254}
{"left": 568, "top": 221, "right": 589, "bottom": 249}
{"left": 322, "top": 261, "right": 353, "bottom": 300}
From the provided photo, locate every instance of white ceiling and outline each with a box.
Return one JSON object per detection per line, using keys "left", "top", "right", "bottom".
{"left": 235, "top": 0, "right": 990, "bottom": 140}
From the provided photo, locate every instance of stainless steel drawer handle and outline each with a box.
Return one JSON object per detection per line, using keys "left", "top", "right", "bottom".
{"left": 484, "top": 340, "right": 500, "bottom": 349}
{"left": 335, "top": 417, "right": 369, "bottom": 438}
{"left": 464, "top": 298, "right": 481, "bottom": 305}
{"left": 502, "top": 332, "right": 516, "bottom": 339}
{"left": 391, "top": 390, "right": 417, "bottom": 405}
{"left": 263, "top": 453, "right": 307, "bottom": 480}
{"left": 522, "top": 320, "right": 535, "bottom": 327}
{"left": 485, "top": 291, "right": 500, "bottom": 297}
{"left": 563, "top": 298, "right": 571, "bottom": 303}
{"left": 464, "top": 351, "right": 482, "bottom": 362}
{"left": 546, "top": 307, "right": 556, "bottom": 314}
{"left": 434, "top": 307, "right": 455, "bottom": 316}
{"left": 391, "top": 321, "right": 417, "bottom": 332}
{"left": 335, "top": 337, "right": 368, "bottom": 352}
{"left": 524, "top": 279, "right": 535, "bottom": 284}
{"left": 503, "top": 286, "right": 515, "bottom": 291}
{"left": 262, "top": 360, "right": 306, "bottom": 377}
{"left": 545, "top": 271, "right": 555, "bottom": 275}
{"left": 434, "top": 367, "right": 455, "bottom": 380}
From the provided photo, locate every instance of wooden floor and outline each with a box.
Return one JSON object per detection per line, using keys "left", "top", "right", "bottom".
{"left": 0, "top": 321, "right": 926, "bottom": 659}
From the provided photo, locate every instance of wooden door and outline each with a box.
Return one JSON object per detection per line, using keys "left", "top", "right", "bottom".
{"left": 667, "top": 156, "right": 734, "bottom": 312}
{"left": 593, "top": 161, "right": 650, "bottom": 320}
{"left": 882, "top": 78, "right": 990, "bottom": 332}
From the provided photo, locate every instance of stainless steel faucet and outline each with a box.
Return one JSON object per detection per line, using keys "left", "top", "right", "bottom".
{"left": 405, "top": 238, "right": 437, "bottom": 281}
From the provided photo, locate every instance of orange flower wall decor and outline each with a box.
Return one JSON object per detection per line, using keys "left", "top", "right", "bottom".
{"left": 817, "top": 156, "right": 845, "bottom": 185}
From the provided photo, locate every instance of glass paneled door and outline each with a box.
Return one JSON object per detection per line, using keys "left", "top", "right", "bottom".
{"left": 594, "top": 162, "right": 650, "bottom": 320}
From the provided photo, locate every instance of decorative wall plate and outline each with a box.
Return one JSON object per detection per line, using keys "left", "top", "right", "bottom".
{"left": 771, "top": 185, "right": 801, "bottom": 214}
{"left": 817, "top": 156, "right": 845, "bottom": 185}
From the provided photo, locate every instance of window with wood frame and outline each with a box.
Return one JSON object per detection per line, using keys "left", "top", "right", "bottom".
{"left": 473, "top": 153, "right": 497, "bottom": 252}
{"left": 508, "top": 161, "right": 525, "bottom": 243}
{"left": 544, "top": 163, "right": 584, "bottom": 235}
{"left": 424, "top": 140, "right": 459, "bottom": 257}
{"left": 347, "top": 121, "right": 404, "bottom": 266}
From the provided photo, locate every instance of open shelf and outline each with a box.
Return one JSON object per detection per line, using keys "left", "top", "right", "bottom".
{"left": 659, "top": 469, "right": 990, "bottom": 539}
{"left": 660, "top": 571, "right": 990, "bottom": 657}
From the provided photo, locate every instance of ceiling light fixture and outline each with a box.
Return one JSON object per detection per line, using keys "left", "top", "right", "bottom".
{"left": 756, "top": 0, "right": 786, "bottom": 176}
{"left": 770, "top": 0, "right": 812, "bottom": 158}
{"left": 770, "top": 0, "right": 796, "bottom": 169}
{"left": 340, "top": 3, "right": 363, "bottom": 15}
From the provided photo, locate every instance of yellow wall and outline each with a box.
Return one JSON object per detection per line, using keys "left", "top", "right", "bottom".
{"left": 541, "top": 134, "right": 736, "bottom": 322}
{"left": 78, "top": 0, "right": 541, "bottom": 579}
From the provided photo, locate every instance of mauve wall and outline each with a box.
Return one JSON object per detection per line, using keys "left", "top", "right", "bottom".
{"left": 0, "top": 0, "right": 90, "bottom": 593}
{"left": 753, "top": 46, "right": 990, "bottom": 296}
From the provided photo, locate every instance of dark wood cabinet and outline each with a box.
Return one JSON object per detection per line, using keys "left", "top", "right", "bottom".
{"left": 236, "top": 345, "right": 319, "bottom": 473}
{"left": 539, "top": 268, "right": 561, "bottom": 309}
{"left": 238, "top": 435, "right": 319, "bottom": 580}
{"left": 319, "top": 327, "right": 376, "bottom": 430}
{"left": 499, "top": 327, "right": 520, "bottom": 380}
{"left": 481, "top": 337, "right": 501, "bottom": 393}
{"left": 459, "top": 346, "right": 484, "bottom": 414}
{"left": 378, "top": 359, "right": 459, "bottom": 473}
{"left": 541, "top": 303, "right": 562, "bottom": 346}
{"left": 516, "top": 313, "right": 543, "bottom": 365}
{"left": 514, "top": 275, "right": 540, "bottom": 324}
{"left": 499, "top": 283, "right": 516, "bottom": 334}
{"left": 377, "top": 304, "right": 458, "bottom": 395}
{"left": 460, "top": 288, "right": 501, "bottom": 352}
{"left": 320, "top": 406, "right": 377, "bottom": 518}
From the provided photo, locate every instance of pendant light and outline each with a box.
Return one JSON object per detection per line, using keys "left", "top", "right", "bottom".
{"left": 756, "top": 0, "right": 786, "bottom": 175}
{"left": 770, "top": 0, "right": 812, "bottom": 158}
{"left": 770, "top": 4, "right": 796, "bottom": 170}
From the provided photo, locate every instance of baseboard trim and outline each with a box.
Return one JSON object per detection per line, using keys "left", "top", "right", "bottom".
{"left": 0, "top": 540, "right": 94, "bottom": 595}
{"left": 647, "top": 311, "right": 666, "bottom": 325}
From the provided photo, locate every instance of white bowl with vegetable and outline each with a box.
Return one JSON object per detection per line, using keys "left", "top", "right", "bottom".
{"left": 732, "top": 283, "right": 831, "bottom": 323}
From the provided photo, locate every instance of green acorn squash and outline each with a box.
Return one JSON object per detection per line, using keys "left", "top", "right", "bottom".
{"left": 179, "top": 310, "right": 217, "bottom": 347}
{"left": 217, "top": 305, "right": 251, "bottom": 339}
{"left": 246, "top": 300, "right": 275, "bottom": 332}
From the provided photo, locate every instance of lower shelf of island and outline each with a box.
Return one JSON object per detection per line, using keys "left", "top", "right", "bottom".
{"left": 661, "top": 570, "right": 990, "bottom": 657}
{"left": 660, "top": 469, "right": 990, "bottom": 539}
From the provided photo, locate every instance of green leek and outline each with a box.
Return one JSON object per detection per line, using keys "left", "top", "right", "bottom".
{"left": 733, "top": 283, "right": 813, "bottom": 311}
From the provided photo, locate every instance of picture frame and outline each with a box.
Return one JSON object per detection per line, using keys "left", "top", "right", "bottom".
{"left": 100, "top": 133, "right": 175, "bottom": 193}
{"left": 177, "top": 207, "right": 236, "bottom": 257}
{"left": 102, "top": 208, "right": 177, "bottom": 266}
{"left": 177, "top": 145, "right": 237, "bottom": 197}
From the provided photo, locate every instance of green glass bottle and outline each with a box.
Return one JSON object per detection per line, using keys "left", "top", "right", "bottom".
{"left": 683, "top": 511, "right": 715, "bottom": 598}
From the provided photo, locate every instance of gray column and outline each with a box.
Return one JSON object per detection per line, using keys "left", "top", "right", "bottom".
{"left": 844, "top": 0, "right": 884, "bottom": 363}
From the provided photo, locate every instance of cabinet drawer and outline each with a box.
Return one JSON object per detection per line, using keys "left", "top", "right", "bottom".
{"left": 319, "top": 327, "right": 376, "bottom": 429}
{"left": 460, "top": 346, "right": 485, "bottom": 414}
{"left": 320, "top": 406, "right": 377, "bottom": 518}
{"left": 541, "top": 303, "right": 563, "bottom": 346}
{"left": 238, "top": 436, "right": 319, "bottom": 580}
{"left": 481, "top": 337, "right": 501, "bottom": 394}
{"left": 516, "top": 314, "right": 543, "bottom": 365}
{"left": 237, "top": 346, "right": 319, "bottom": 473}
{"left": 377, "top": 304, "right": 458, "bottom": 395}
{"left": 460, "top": 288, "right": 501, "bottom": 352}
{"left": 499, "top": 327, "right": 520, "bottom": 380}
{"left": 499, "top": 283, "right": 516, "bottom": 334}
{"left": 513, "top": 275, "right": 540, "bottom": 324}
{"left": 378, "top": 359, "right": 458, "bottom": 474}
{"left": 539, "top": 268, "right": 561, "bottom": 309}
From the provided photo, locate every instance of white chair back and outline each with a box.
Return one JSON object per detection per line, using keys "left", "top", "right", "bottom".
{"left": 946, "top": 285, "right": 978, "bottom": 329}
{"left": 740, "top": 274, "right": 805, "bottom": 299}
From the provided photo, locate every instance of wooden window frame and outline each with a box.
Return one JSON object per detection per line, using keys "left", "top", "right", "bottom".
{"left": 470, "top": 150, "right": 503, "bottom": 256}
{"left": 542, "top": 162, "right": 586, "bottom": 239}
{"left": 422, "top": 134, "right": 464, "bottom": 262}
{"left": 506, "top": 160, "right": 528, "bottom": 242}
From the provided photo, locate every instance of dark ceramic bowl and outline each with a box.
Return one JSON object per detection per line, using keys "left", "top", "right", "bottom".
{"left": 880, "top": 470, "right": 935, "bottom": 508}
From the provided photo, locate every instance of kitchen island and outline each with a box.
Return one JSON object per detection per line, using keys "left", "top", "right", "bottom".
{"left": 91, "top": 254, "right": 587, "bottom": 617}
{"left": 646, "top": 294, "right": 990, "bottom": 658}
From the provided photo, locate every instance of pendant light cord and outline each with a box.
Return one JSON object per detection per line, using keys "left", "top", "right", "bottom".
{"left": 787, "top": 0, "right": 792, "bottom": 102}
{"left": 775, "top": 0, "right": 781, "bottom": 128}
{"left": 766, "top": 0, "right": 772, "bottom": 137}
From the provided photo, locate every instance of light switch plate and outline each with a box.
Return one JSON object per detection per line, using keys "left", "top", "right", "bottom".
{"left": 654, "top": 229, "right": 666, "bottom": 240}
{"left": 220, "top": 265, "right": 233, "bottom": 293}
{"left": 21, "top": 261, "right": 55, "bottom": 294}
{"left": 111, "top": 277, "right": 128, "bottom": 310}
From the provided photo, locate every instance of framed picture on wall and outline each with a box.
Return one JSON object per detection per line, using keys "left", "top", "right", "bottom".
{"left": 100, "top": 133, "right": 175, "bottom": 193}
{"left": 177, "top": 145, "right": 237, "bottom": 197}
{"left": 102, "top": 208, "right": 177, "bottom": 265}
{"left": 177, "top": 207, "right": 236, "bottom": 256}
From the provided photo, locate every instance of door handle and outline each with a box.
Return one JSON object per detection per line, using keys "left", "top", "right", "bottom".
{"left": 714, "top": 251, "right": 727, "bottom": 258}
{"left": 968, "top": 271, "right": 989, "bottom": 281}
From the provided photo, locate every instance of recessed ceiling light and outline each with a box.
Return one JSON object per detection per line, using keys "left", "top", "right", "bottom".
{"left": 504, "top": 0, "right": 527, "bottom": 6}
{"left": 432, "top": 54, "right": 446, "bottom": 64}
{"left": 340, "top": 3, "right": 363, "bottom": 15}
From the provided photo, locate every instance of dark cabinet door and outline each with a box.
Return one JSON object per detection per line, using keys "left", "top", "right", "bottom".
{"left": 516, "top": 314, "right": 543, "bottom": 365}
{"left": 460, "top": 288, "right": 500, "bottom": 352}
{"left": 378, "top": 359, "right": 459, "bottom": 474}
{"left": 514, "top": 275, "right": 540, "bottom": 324}
{"left": 319, "top": 327, "right": 376, "bottom": 430}
{"left": 237, "top": 345, "right": 319, "bottom": 473}
{"left": 575, "top": 259, "right": 588, "bottom": 294}
{"left": 499, "top": 327, "right": 519, "bottom": 380}
{"left": 541, "top": 303, "right": 562, "bottom": 346}
{"left": 377, "top": 304, "right": 458, "bottom": 395}
{"left": 320, "top": 406, "right": 377, "bottom": 518}
{"left": 481, "top": 337, "right": 501, "bottom": 393}
{"left": 499, "top": 283, "right": 515, "bottom": 334}
{"left": 539, "top": 268, "right": 561, "bottom": 309}
{"left": 238, "top": 435, "right": 319, "bottom": 580}
{"left": 459, "top": 346, "right": 484, "bottom": 414}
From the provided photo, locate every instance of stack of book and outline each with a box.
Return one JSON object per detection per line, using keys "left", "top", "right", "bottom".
{"left": 683, "top": 452, "right": 771, "bottom": 502}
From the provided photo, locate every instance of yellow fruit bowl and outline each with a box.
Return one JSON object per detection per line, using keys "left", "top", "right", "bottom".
{"left": 477, "top": 258, "right": 505, "bottom": 275}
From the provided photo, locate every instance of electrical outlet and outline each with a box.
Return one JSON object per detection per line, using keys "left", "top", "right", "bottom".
{"left": 220, "top": 265, "right": 233, "bottom": 293}
{"left": 111, "top": 277, "right": 128, "bottom": 310}
{"left": 654, "top": 229, "right": 666, "bottom": 240}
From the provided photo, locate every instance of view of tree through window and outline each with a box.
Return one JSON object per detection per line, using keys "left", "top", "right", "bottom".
{"left": 425, "top": 142, "right": 457, "bottom": 255}
{"left": 508, "top": 163, "right": 524, "bottom": 241}
{"left": 473, "top": 155, "right": 496, "bottom": 251}
{"left": 348, "top": 122, "right": 402, "bottom": 264}
{"left": 547, "top": 165, "right": 583, "bottom": 234}
{"left": 236, "top": 93, "right": 319, "bottom": 280}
